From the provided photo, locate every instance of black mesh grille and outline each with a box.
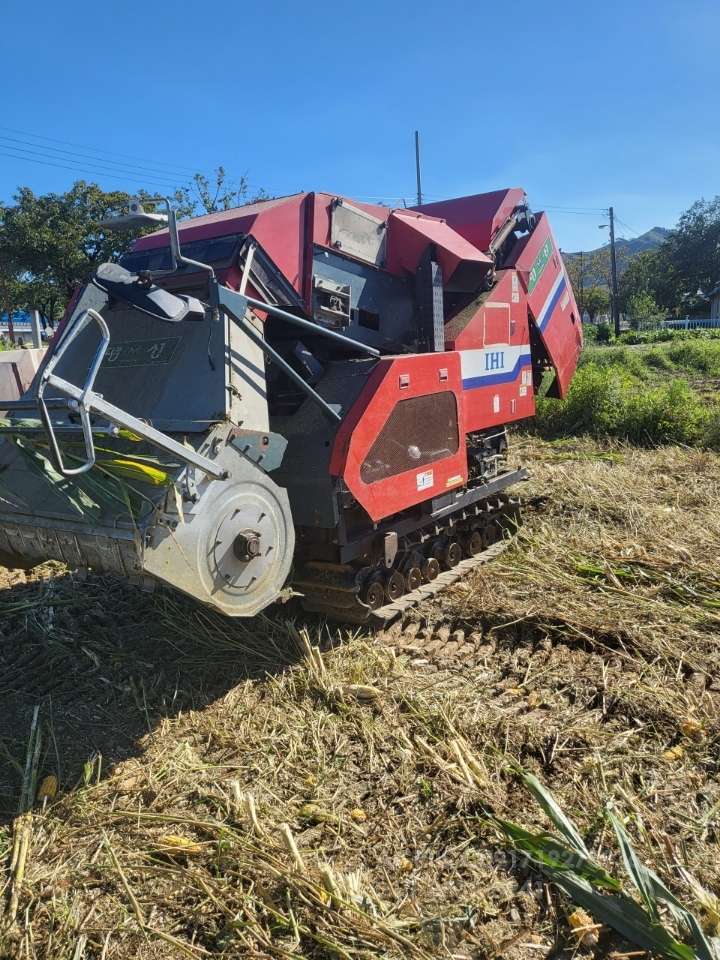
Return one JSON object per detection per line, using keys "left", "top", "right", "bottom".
{"left": 120, "top": 234, "right": 242, "bottom": 274}
{"left": 360, "top": 392, "right": 459, "bottom": 484}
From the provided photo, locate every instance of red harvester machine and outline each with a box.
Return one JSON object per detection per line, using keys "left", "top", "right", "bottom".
{"left": 0, "top": 189, "right": 581, "bottom": 622}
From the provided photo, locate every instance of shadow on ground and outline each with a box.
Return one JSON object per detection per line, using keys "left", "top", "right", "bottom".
{"left": 0, "top": 569, "right": 306, "bottom": 822}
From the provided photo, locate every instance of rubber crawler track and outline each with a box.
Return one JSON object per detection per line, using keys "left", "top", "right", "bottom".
{"left": 295, "top": 499, "right": 518, "bottom": 625}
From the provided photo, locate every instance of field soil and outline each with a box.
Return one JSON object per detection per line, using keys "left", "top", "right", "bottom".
{"left": 0, "top": 436, "right": 719, "bottom": 959}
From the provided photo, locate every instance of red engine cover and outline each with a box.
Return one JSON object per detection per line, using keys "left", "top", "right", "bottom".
{"left": 330, "top": 353, "right": 467, "bottom": 523}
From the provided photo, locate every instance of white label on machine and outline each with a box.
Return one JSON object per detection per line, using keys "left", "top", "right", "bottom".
{"left": 511, "top": 273, "right": 520, "bottom": 303}
{"left": 561, "top": 290, "right": 570, "bottom": 311}
{"left": 522, "top": 369, "right": 532, "bottom": 386}
{"left": 493, "top": 394, "right": 501, "bottom": 413}
{"left": 519, "top": 385, "right": 528, "bottom": 397}
{"left": 416, "top": 469, "right": 434, "bottom": 491}
{"left": 460, "top": 345, "right": 532, "bottom": 389}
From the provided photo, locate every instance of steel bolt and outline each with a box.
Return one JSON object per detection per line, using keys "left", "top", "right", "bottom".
{"left": 233, "top": 532, "right": 261, "bottom": 562}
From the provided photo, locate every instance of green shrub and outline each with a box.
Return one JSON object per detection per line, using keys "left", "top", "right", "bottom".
{"left": 582, "top": 323, "right": 613, "bottom": 345}
{"left": 535, "top": 363, "right": 719, "bottom": 449}
{"left": 617, "top": 327, "right": 720, "bottom": 346}
{"left": 580, "top": 345, "right": 649, "bottom": 380}
{"left": 621, "top": 379, "right": 710, "bottom": 445}
{"left": 595, "top": 322, "right": 612, "bottom": 344}
{"left": 642, "top": 350, "right": 675, "bottom": 374}
{"left": 664, "top": 340, "right": 720, "bottom": 378}
{"left": 582, "top": 337, "right": 720, "bottom": 382}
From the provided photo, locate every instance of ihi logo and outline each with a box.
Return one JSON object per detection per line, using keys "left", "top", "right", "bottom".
{"left": 484, "top": 351, "right": 505, "bottom": 371}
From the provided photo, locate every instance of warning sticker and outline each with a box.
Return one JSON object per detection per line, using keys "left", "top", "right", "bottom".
{"left": 522, "top": 369, "right": 532, "bottom": 386}
{"left": 561, "top": 290, "right": 570, "bottom": 311}
{"left": 445, "top": 474, "right": 463, "bottom": 488}
{"left": 519, "top": 385, "right": 528, "bottom": 397}
{"left": 493, "top": 394, "right": 501, "bottom": 414}
{"left": 416, "top": 469, "right": 434, "bottom": 491}
{"left": 511, "top": 272, "right": 520, "bottom": 303}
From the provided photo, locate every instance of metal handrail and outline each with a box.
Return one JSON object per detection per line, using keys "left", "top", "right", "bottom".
{"left": 31, "top": 308, "right": 227, "bottom": 481}
{"left": 37, "top": 308, "right": 109, "bottom": 476}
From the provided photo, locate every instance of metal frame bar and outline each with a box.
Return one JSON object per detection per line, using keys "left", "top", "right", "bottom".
{"left": 42, "top": 374, "right": 227, "bottom": 479}
{"left": 212, "top": 284, "right": 365, "bottom": 424}
{"left": 245, "top": 293, "right": 380, "bottom": 357}
{"left": 212, "top": 283, "right": 380, "bottom": 359}
{"left": 235, "top": 314, "right": 342, "bottom": 423}
{"left": 37, "top": 308, "right": 110, "bottom": 476}
{"left": 0, "top": 259, "right": 378, "bottom": 472}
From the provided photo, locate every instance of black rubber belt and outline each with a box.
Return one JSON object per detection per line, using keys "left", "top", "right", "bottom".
{"left": 368, "top": 538, "right": 510, "bottom": 627}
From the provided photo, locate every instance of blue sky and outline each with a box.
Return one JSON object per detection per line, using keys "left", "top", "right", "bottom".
{"left": 1, "top": 0, "right": 718, "bottom": 252}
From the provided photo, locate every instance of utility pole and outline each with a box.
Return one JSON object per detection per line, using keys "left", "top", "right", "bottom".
{"left": 414, "top": 130, "right": 423, "bottom": 207}
{"left": 608, "top": 206, "right": 620, "bottom": 336}
{"left": 579, "top": 250, "right": 585, "bottom": 315}
{"left": 30, "top": 309, "right": 43, "bottom": 349}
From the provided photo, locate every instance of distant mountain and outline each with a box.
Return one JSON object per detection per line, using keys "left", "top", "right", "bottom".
{"left": 567, "top": 226, "right": 670, "bottom": 259}
{"left": 563, "top": 226, "right": 670, "bottom": 287}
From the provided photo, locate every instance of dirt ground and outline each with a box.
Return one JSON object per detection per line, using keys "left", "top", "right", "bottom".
{"left": 0, "top": 436, "right": 718, "bottom": 959}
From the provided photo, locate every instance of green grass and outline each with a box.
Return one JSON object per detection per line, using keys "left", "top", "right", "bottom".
{"left": 581, "top": 337, "right": 720, "bottom": 382}
{"left": 537, "top": 336, "right": 720, "bottom": 449}
{"left": 617, "top": 328, "right": 720, "bottom": 346}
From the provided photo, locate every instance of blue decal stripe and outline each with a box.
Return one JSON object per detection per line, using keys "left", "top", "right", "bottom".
{"left": 538, "top": 274, "right": 567, "bottom": 331}
{"left": 462, "top": 353, "right": 531, "bottom": 390}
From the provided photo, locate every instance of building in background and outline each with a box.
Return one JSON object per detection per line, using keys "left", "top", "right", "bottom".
{"left": 0, "top": 309, "right": 31, "bottom": 336}
{"left": 708, "top": 283, "right": 720, "bottom": 320}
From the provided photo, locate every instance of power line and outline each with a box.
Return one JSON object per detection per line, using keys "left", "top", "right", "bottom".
{"left": 539, "top": 206, "right": 607, "bottom": 216}
{"left": 0, "top": 123, "right": 200, "bottom": 177}
{"left": 0, "top": 144, "right": 184, "bottom": 191}
{"left": 0, "top": 147, "right": 185, "bottom": 190}
{"left": 615, "top": 216, "right": 642, "bottom": 237}
{"left": 0, "top": 133, "right": 199, "bottom": 183}
{"left": 0, "top": 140, "right": 186, "bottom": 187}
{"left": 0, "top": 139, "right": 186, "bottom": 188}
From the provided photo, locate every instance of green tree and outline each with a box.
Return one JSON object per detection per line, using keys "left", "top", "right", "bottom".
{"left": 615, "top": 198, "right": 720, "bottom": 315}
{"left": 656, "top": 197, "right": 720, "bottom": 311}
{"left": 164, "top": 167, "right": 271, "bottom": 219}
{"left": 0, "top": 264, "right": 23, "bottom": 338}
{"left": 625, "top": 290, "right": 659, "bottom": 328}
{"left": 0, "top": 169, "right": 270, "bottom": 323}
{"left": 581, "top": 285, "right": 610, "bottom": 320}
{"left": 0, "top": 182, "right": 144, "bottom": 300}
{"left": 564, "top": 243, "right": 631, "bottom": 308}
{"left": 619, "top": 249, "right": 663, "bottom": 311}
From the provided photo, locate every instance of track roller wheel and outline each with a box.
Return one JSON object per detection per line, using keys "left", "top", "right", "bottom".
{"left": 405, "top": 566, "right": 423, "bottom": 591}
{"left": 384, "top": 570, "right": 405, "bottom": 602}
{"left": 442, "top": 540, "right": 462, "bottom": 570}
{"left": 362, "top": 576, "right": 385, "bottom": 610}
{"left": 464, "top": 529, "right": 484, "bottom": 557}
{"left": 421, "top": 556, "right": 440, "bottom": 582}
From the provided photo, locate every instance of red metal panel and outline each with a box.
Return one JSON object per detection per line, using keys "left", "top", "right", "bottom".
{"left": 386, "top": 211, "right": 492, "bottom": 284}
{"left": 512, "top": 213, "right": 582, "bottom": 397}
{"left": 330, "top": 353, "right": 467, "bottom": 523}
{"left": 446, "top": 272, "right": 536, "bottom": 432}
{"left": 414, "top": 189, "right": 527, "bottom": 252}
{"left": 135, "top": 193, "right": 310, "bottom": 296}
